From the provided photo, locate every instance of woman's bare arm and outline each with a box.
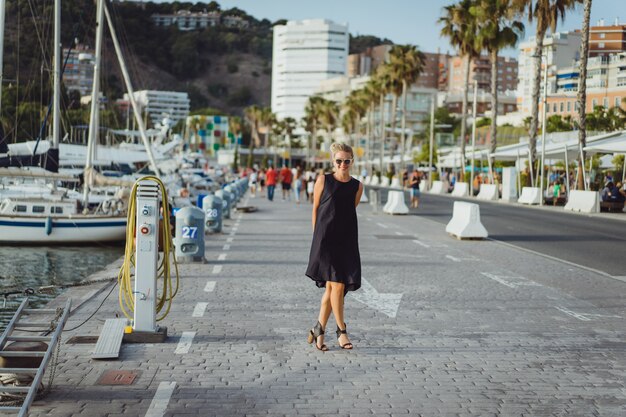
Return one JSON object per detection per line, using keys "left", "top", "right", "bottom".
{"left": 355, "top": 182, "right": 364, "bottom": 207}
{"left": 312, "top": 174, "right": 325, "bottom": 230}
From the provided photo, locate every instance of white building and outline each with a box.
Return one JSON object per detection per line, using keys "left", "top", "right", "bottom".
{"left": 271, "top": 19, "right": 349, "bottom": 121}
{"left": 124, "top": 91, "right": 190, "bottom": 127}
{"left": 63, "top": 45, "right": 95, "bottom": 97}
{"left": 516, "top": 31, "right": 582, "bottom": 116}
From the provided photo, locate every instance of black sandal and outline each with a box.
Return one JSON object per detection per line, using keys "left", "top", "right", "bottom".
{"left": 307, "top": 321, "right": 328, "bottom": 351}
{"left": 336, "top": 323, "right": 353, "bottom": 350}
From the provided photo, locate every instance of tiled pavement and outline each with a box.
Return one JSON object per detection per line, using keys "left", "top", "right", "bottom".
{"left": 26, "top": 189, "right": 626, "bottom": 417}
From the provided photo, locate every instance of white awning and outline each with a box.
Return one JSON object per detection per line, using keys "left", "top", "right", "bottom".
{"left": 583, "top": 131, "right": 626, "bottom": 154}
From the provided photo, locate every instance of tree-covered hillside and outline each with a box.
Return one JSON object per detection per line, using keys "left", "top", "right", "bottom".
{"left": 0, "top": 0, "right": 393, "bottom": 143}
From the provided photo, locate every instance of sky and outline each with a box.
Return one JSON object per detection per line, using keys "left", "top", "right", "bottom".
{"left": 145, "top": 0, "right": 623, "bottom": 57}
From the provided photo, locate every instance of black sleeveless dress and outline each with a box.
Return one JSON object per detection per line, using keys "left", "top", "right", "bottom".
{"left": 306, "top": 174, "right": 361, "bottom": 293}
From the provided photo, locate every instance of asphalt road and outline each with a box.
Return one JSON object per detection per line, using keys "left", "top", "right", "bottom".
{"left": 373, "top": 188, "right": 626, "bottom": 278}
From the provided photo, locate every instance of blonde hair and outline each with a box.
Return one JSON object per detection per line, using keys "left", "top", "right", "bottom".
{"left": 330, "top": 143, "right": 354, "bottom": 159}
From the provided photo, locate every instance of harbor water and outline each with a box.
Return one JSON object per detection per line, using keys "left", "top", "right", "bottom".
{"left": 0, "top": 245, "right": 123, "bottom": 330}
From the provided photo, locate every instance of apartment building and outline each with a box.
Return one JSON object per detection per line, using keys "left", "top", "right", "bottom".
{"left": 271, "top": 19, "right": 349, "bottom": 120}
{"left": 447, "top": 55, "right": 518, "bottom": 94}
{"left": 151, "top": 10, "right": 248, "bottom": 31}
{"left": 516, "top": 31, "right": 582, "bottom": 116}
{"left": 62, "top": 44, "right": 95, "bottom": 97}
{"left": 544, "top": 52, "right": 626, "bottom": 118}
{"left": 590, "top": 20, "right": 626, "bottom": 56}
{"left": 124, "top": 90, "right": 191, "bottom": 126}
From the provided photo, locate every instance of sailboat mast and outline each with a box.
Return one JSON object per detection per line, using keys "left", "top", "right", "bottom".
{"left": 103, "top": 2, "right": 161, "bottom": 177}
{"left": 0, "top": 0, "right": 5, "bottom": 118}
{"left": 83, "top": 0, "right": 104, "bottom": 206}
{"left": 52, "top": 0, "right": 61, "bottom": 149}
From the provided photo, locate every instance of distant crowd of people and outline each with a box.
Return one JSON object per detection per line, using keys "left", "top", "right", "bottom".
{"left": 242, "top": 165, "right": 324, "bottom": 204}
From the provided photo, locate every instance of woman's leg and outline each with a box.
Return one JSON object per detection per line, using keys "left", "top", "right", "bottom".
{"left": 315, "top": 285, "right": 332, "bottom": 348}
{"left": 329, "top": 282, "right": 352, "bottom": 347}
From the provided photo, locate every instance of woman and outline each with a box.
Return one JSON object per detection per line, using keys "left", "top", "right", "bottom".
{"left": 294, "top": 167, "right": 304, "bottom": 204}
{"left": 409, "top": 169, "right": 421, "bottom": 208}
{"left": 305, "top": 143, "right": 363, "bottom": 351}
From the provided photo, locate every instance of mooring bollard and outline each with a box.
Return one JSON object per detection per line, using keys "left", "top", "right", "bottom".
{"left": 174, "top": 206, "right": 206, "bottom": 263}
{"left": 202, "top": 193, "right": 223, "bottom": 233}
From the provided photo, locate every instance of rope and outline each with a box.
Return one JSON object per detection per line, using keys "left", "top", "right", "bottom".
{"left": 118, "top": 176, "right": 179, "bottom": 322}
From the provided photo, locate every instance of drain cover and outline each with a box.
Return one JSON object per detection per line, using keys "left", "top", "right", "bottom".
{"left": 96, "top": 370, "right": 140, "bottom": 385}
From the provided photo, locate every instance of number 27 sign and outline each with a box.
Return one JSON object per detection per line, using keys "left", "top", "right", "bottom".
{"left": 182, "top": 226, "right": 198, "bottom": 239}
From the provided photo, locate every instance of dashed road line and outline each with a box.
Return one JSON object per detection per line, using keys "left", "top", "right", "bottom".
{"left": 175, "top": 331, "right": 196, "bottom": 354}
{"left": 394, "top": 231, "right": 404, "bottom": 236}
{"left": 376, "top": 223, "right": 389, "bottom": 229}
{"left": 480, "top": 272, "right": 541, "bottom": 289}
{"left": 555, "top": 306, "right": 592, "bottom": 322}
{"left": 218, "top": 253, "right": 227, "bottom": 261}
{"left": 446, "top": 255, "right": 462, "bottom": 262}
{"left": 212, "top": 265, "right": 223, "bottom": 274}
{"left": 222, "top": 244, "right": 230, "bottom": 251}
{"left": 204, "top": 281, "right": 216, "bottom": 292}
{"left": 145, "top": 381, "right": 176, "bottom": 417}
{"left": 192, "top": 302, "right": 208, "bottom": 317}
{"left": 413, "top": 239, "right": 430, "bottom": 248}
{"left": 226, "top": 237, "right": 234, "bottom": 243}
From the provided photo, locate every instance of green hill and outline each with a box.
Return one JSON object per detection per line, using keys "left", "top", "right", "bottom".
{"left": 1, "top": 0, "right": 392, "bottom": 142}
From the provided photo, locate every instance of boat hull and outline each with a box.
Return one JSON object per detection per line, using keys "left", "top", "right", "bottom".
{"left": 0, "top": 215, "right": 127, "bottom": 244}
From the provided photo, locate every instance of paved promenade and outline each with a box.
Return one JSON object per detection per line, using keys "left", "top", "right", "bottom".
{"left": 28, "top": 189, "right": 626, "bottom": 416}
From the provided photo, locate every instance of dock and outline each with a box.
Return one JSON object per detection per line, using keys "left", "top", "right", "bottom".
{"left": 20, "top": 191, "right": 626, "bottom": 416}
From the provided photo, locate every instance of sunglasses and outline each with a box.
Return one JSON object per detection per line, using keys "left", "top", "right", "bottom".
{"left": 335, "top": 159, "right": 353, "bottom": 165}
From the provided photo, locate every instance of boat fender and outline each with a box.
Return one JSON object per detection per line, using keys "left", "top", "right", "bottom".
{"left": 45, "top": 217, "right": 53, "bottom": 236}
{"left": 115, "top": 199, "right": 125, "bottom": 213}
{"left": 102, "top": 199, "right": 111, "bottom": 214}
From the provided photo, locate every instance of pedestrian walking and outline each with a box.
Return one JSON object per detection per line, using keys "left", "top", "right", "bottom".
{"left": 306, "top": 143, "right": 364, "bottom": 351}
{"left": 279, "top": 164, "right": 293, "bottom": 201}
{"left": 294, "top": 166, "right": 304, "bottom": 204}
{"left": 409, "top": 169, "right": 421, "bottom": 208}
{"left": 266, "top": 166, "right": 277, "bottom": 201}
{"left": 306, "top": 168, "right": 316, "bottom": 203}
{"left": 248, "top": 169, "right": 258, "bottom": 197}
{"left": 258, "top": 169, "right": 266, "bottom": 195}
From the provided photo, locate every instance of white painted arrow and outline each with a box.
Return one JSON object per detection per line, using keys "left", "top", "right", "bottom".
{"left": 349, "top": 278, "right": 403, "bottom": 318}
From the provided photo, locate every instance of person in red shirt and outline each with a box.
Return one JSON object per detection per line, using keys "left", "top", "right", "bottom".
{"left": 265, "top": 166, "right": 277, "bottom": 201}
{"left": 279, "top": 165, "right": 293, "bottom": 201}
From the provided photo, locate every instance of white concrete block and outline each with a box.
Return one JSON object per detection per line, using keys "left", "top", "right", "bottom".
{"left": 390, "top": 177, "right": 402, "bottom": 189}
{"left": 429, "top": 181, "right": 446, "bottom": 194}
{"left": 451, "top": 182, "right": 469, "bottom": 197}
{"left": 383, "top": 190, "right": 409, "bottom": 215}
{"left": 419, "top": 181, "right": 427, "bottom": 192}
{"left": 518, "top": 187, "right": 541, "bottom": 205}
{"left": 381, "top": 176, "right": 391, "bottom": 187}
{"left": 364, "top": 176, "right": 372, "bottom": 185}
{"left": 501, "top": 167, "right": 518, "bottom": 202}
{"left": 370, "top": 176, "right": 380, "bottom": 186}
{"left": 476, "top": 184, "right": 499, "bottom": 201}
{"left": 564, "top": 190, "right": 600, "bottom": 213}
{"left": 360, "top": 190, "right": 369, "bottom": 203}
{"left": 445, "top": 201, "right": 488, "bottom": 239}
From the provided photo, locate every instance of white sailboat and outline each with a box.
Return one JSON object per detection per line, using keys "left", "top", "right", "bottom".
{"left": 0, "top": 0, "right": 128, "bottom": 244}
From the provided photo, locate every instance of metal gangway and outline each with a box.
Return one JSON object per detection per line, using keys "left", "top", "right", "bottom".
{"left": 0, "top": 298, "right": 71, "bottom": 416}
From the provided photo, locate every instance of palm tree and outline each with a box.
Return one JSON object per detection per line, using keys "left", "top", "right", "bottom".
{"left": 473, "top": 0, "right": 524, "bottom": 181}
{"left": 371, "top": 66, "right": 393, "bottom": 173}
{"left": 576, "top": 0, "right": 592, "bottom": 190}
{"left": 512, "top": 0, "right": 581, "bottom": 183}
{"left": 362, "top": 82, "right": 379, "bottom": 173}
{"left": 303, "top": 95, "right": 324, "bottom": 168}
{"left": 388, "top": 44, "right": 426, "bottom": 171}
{"left": 244, "top": 105, "right": 262, "bottom": 168}
{"left": 440, "top": 0, "right": 481, "bottom": 181}
{"left": 318, "top": 98, "right": 339, "bottom": 154}
{"left": 259, "top": 107, "right": 276, "bottom": 167}
{"left": 342, "top": 89, "right": 367, "bottom": 148}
